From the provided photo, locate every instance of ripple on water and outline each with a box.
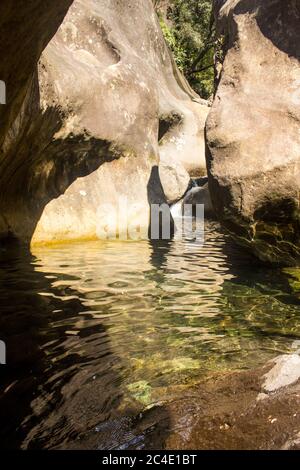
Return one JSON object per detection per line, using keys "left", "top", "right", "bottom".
{"left": 0, "top": 221, "right": 300, "bottom": 449}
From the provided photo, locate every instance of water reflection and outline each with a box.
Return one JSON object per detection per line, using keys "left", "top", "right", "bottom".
{"left": 0, "top": 221, "right": 300, "bottom": 449}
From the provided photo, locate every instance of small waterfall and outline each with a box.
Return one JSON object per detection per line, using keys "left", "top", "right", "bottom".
{"left": 170, "top": 199, "right": 183, "bottom": 219}
{"left": 170, "top": 176, "right": 207, "bottom": 219}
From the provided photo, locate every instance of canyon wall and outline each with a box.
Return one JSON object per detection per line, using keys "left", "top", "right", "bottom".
{"left": 207, "top": 0, "right": 300, "bottom": 265}
{"left": 0, "top": 0, "right": 208, "bottom": 245}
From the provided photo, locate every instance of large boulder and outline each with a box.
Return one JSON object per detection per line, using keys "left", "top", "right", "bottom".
{"left": 206, "top": 0, "right": 300, "bottom": 265}
{"left": 0, "top": 0, "right": 73, "bottom": 241}
{"left": 0, "top": 0, "right": 208, "bottom": 245}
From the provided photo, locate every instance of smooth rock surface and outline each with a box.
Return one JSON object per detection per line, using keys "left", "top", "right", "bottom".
{"left": 159, "top": 155, "right": 190, "bottom": 205}
{"left": 206, "top": 0, "right": 300, "bottom": 265}
{"left": 159, "top": 100, "right": 209, "bottom": 177}
{"left": 0, "top": 0, "right": 208, "bottom": 244}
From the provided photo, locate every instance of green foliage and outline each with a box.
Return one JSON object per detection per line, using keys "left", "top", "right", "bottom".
{"left": 158, "top": 16, "right": 186, "bottom": 70}
{"left": 156, "top": 0, "right": 215, "bottom": 100}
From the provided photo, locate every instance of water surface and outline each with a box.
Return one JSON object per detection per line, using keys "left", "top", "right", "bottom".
{"left": 0, "top": 221, "right": 300, "bottom": 449}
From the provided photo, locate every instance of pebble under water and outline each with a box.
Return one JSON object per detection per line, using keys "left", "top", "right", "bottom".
{"left": 1, "top": 221, "right": 300, "bottom": 449}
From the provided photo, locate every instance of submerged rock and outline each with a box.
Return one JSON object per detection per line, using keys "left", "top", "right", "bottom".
{"left": 206, "top": 0, "right": 300, "bottom": 265}
{"left": 140, "top": 355, "right": 300, "bottom": 450}
{"left": 0, "top": 0, "right": 208, "bottom": 244}
{"left": 64, "top": 354, "right": 300, "bottom": 450}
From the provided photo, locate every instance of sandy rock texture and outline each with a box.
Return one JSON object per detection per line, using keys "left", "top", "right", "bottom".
{"left": 206, "top": 0, "right": 300, "bottom": 266}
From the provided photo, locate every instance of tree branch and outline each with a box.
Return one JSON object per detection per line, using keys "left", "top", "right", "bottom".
{"left": 190, "top": 41, "right": 213, "bottom": 72}
{"left": 188, "top": 63, "right": 214, "bottom": 76}
{"left": 189, "top": 9, "right": 216, "bottom": 72}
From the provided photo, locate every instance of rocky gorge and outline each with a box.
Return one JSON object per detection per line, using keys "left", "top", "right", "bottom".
{"left": 0, "top": 0, "right": 209, "bottom": 244}
{"left": 0, "top": 0, "right": 300, "bottom": 452}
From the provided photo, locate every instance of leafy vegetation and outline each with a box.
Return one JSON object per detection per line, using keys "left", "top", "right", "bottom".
{"left": 154, "top": 0, "right": 215, "bottom": 100}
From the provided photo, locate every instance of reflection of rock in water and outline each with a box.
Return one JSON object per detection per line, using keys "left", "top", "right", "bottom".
{"left": 0, "top": 245, "right": 121, "bottom": 450}
{"left": 161, "top": 221, "right": 233, "bottom": 314}
{"left": 1, "top": 221, "right": 300, "bottom": 449}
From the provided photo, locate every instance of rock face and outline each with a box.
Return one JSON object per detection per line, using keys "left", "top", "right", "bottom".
{"left": 0, "top": 1, "right": 73, "bottom": 144}
{"left": 0, "top": 0, "right": 73, "bottom": 241}
{"left": 206, "top": 0, "right": 300, "bottom": 265}
{"left": 159, "top": 155, "right": 190, "bottom": 205}
{"left": 0, "top": 0, "right": 208, "bottom": 245}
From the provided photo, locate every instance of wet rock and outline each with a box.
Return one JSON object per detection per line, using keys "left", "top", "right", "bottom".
{"left": 193, "top": 176, "right": 208, "bottom": 188}
{"left": 138, "top": 356, "right": 300, "bottom": 450}
{"left": 206, "top": 0, "right": 300, "bottom": 265}
{"left": 281, "top": 431, "right": 300, "bottom": 450}
{"left": 0, "top": 0, "right": 208, "bottom": 244}
{"left": 67, "top": 354, "right": 300, "bottom": 450}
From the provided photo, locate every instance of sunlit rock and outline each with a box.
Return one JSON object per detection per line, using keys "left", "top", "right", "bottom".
{"left": 0, "top": 0, "right": 208, "bottom": 244}
{"left": 263, "top": 354, "right": 300, "bottom": 393}
{"left": 207, "top": 0, "right": 300, "bottom": 265}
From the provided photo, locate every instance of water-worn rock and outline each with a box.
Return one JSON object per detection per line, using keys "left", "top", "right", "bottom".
{"left": 159, "top": 155, "right": 190, "bottom": 205}
{"left": 0, "top": 0, "right": 208, "bottom": 244}
{"left": 206, "top": 0, "right": 300, "bottom": 265}
{"left": 159, "top": 101, "right": 209, "bottom": 177}
{"left": 144, "top": 356, "right": 300, "bottom": 450}
{"left": 0, "top": 0, "right": 73, "bottom": 241}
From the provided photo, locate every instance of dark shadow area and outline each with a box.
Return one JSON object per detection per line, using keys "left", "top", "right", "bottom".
{"left": 0, "top": 244, "right": 123, "bottom": 449}
{"left": 221, "top": 230, "right": 300, "bottom": 302}
{"left": 147, "top": 165, "right": 175, "bottom": 240}
{"left": 254, "top": 198, "right": 298, "bottom": 224}
{"left": 158, "top": 113, "right": 182, "bottom": 142}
